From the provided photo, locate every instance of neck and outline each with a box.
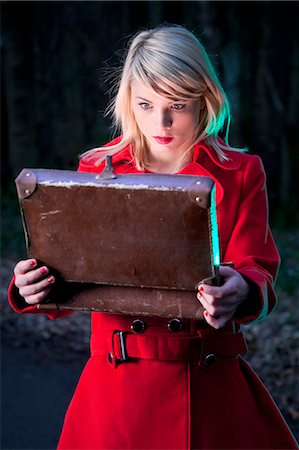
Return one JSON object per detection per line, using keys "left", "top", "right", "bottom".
{"left": 146, "top": 149, "right": 193, "bottom": 174}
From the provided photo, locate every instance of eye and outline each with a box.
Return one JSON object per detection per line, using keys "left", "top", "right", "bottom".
{"left": 171, "top": 103, "right": 186, "bottom": 110}
{"left": 138, "top": 102, "right": 152, "bottom": 110}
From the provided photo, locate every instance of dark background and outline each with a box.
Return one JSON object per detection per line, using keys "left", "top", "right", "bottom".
{"left": 1, "top": 2, "right": 299, "bottom": 449}
{"left": 1, "top": 0, "right": 299, "bottom": 226}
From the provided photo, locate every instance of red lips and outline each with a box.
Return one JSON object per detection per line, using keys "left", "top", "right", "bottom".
{"left": 153, "top": 136, "right": 174, "bottom": 145}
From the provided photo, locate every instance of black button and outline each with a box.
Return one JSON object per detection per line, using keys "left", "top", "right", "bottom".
{"left": 204, "top": 353, "right": 216, "bottom": 367}
{"left": 168, "top": 318, "right": 183, "bottom": 332}
{"left": 131, "top": 319, "right": 146, "bottom": 333}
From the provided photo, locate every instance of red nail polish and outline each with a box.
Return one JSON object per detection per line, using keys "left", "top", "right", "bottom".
{"left": 199, "top": 286, "right": 204, "bottom": 292}
{"left": 204, "top": 310, "right": 208, "bottom": 317}
{"left": 30, "top": 260, "right": 36, "bottom": 267}
{"left": 47, "top": 276, "right": 54, "bottom": 283}
{"left": 41, "top": 267, "right": 48, "bottom": 275}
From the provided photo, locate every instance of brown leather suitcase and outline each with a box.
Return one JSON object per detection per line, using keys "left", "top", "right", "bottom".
{"left": 15, "top": 161, "right": 220, "bottom": 319}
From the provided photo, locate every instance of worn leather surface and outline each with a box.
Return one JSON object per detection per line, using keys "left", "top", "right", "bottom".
{"left": 38, "top": 282, "right": 206, "bottom": 319}
{"left": 16, "top": 168, "right": 215, "bottom": 318}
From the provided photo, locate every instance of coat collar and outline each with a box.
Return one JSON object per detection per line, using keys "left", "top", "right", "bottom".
{"left": 185, "top": 142, "right": 242, "bottom": 206}
{"left": 110, "top": 140, "right": 242, "bottom": 206}
{"left": 110, "top": 139, "right": 242, "bottom": 172}
{"left": 192, "top": 142, "right": 242, "bottom": 171}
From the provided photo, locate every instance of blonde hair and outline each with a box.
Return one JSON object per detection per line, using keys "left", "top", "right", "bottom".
{"left": 82, "top": 24, "right": 243, "bottom": 169}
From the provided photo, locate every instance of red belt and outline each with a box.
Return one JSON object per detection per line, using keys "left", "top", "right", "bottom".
{"left": 90, "top": 329, "right": 248, "bottom": 368}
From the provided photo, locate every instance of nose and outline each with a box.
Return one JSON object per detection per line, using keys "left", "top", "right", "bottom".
{"left": 158, "top": 108, "right": 172, "bottom": 131}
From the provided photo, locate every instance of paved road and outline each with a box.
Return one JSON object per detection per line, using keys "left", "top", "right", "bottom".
{"left": 1, "top": 342, "right": 87, "bottom": 450}
{"left": 2, "top": 336, "right": 298, "bottom": 449}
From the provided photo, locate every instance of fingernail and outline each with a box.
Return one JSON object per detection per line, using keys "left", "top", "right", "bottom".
{"left": 47, "top": 276, "right": 55, "bottom": 284}
{"left": 30, "top": 260, "right": 36, "bottom": 267}
{"left": 199, "top": 286, "right": 204, "bottom": 292}
{"left": 41, "top": 267, "right": 48, "bottom": 275}
{"left": 204, "top": 310, "right": 208, "bottom": 317}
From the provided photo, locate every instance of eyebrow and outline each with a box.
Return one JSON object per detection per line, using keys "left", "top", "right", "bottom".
{"left": 136, "top": 96, "right": 152, "bottom": 102}
{"left": 135, "top": 96, "right": 187, "bottom": 103}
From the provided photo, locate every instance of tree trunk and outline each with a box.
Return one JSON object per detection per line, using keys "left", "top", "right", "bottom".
{"left": 4, "top": 4, "right": 38, "bottom": 177}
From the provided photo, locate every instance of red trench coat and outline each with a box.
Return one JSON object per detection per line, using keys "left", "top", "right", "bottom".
{"left": 8, "top": 140, "right": 298, "bottom": 449}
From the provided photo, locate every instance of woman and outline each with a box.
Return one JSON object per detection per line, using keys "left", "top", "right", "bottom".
{"left": 9, "top": 24, "right": 298, "bottom": 449}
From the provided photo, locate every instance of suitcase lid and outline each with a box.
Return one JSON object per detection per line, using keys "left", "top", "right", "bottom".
{"left": 15, "top": 167, "right": 220, "bottom": 290}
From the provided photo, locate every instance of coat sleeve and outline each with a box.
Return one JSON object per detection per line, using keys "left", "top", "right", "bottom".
{"left": 7, "top": 275, "right": 73, "bottom": 320}
{"left": 223, "top": 155, "right": 280, "bottom": 325}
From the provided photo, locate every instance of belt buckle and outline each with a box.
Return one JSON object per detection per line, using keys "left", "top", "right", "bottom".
{"left": 108, "top": 330, "right": 128, "bottom": 368}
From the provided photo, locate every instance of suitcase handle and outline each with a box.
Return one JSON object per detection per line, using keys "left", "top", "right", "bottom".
{"left": 95, "top": 155, "right": 117, "bottom": 180}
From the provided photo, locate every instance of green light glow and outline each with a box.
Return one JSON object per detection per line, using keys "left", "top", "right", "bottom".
{"left": 210, "top": 184, "right": 221, "bottom": 267}
{"left": 206, "top": 104, "right": 230, "bottom": 138}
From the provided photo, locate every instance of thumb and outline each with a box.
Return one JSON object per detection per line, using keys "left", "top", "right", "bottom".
{"left": 218, "top": 265, "right": 235, "bottom": 279}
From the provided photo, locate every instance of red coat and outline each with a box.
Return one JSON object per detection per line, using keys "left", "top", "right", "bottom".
{"left": 8, "top": 140, "right": 298, "bottom": 449}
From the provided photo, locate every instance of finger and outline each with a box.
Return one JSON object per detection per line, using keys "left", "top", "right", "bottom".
{"left": 15, "top": 266, "right": 50, "bottom": 288}
{"left": 197, "top": 286, "right": 227, "bottom": 307}
{"left": 197, "top": 289, "right": 220, "bottom": 306}
{"left": 198, "top": 277, "right": 237, "bottom": 299}
{"left": 197, "top": 284, "right": 224, "bottom": 299}
{"left": 19, "top": 275, "right": 55, "bottom": 298}
{"left": 197, "top": 292, "right": 217, "bottom": 314}
{"left": 198, "top": 294, "right": 231, "bottom": 318}
{"left": 203, "top": 310, "right": 231, "bottom": 329}
{"left": 198, "top": 291, "right": 241, "bottom": 310}
{"left": 197, "top": 289, "right": 238, "bottom": 316}
{"left": 197, "top": 266, "right": 236, "bottom": 297}
{"left": 14, "top": 259, "right": 37, "bottom": 276}
{"left": 23, "top": 287, "right": 53, "bottom": 305}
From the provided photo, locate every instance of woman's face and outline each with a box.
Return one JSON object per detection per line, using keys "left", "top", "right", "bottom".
{"left": 131, "top": 80, "right": 201, "bottom": 162}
